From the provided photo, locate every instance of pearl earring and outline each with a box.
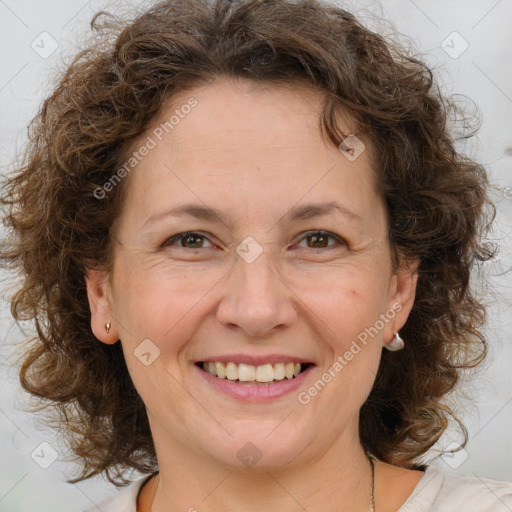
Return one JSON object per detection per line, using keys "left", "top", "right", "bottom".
{"left": 385, "top": 331, "right": 404, "bottom": 351}
{"left": 105, "top": 322, "right": 111, "bottom": 334}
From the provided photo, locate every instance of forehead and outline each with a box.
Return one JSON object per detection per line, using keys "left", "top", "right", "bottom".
{"left": 150, "top": 76, "right": 358, "bottom": 149}
{"left": 116, "top": 76, "right": 382, "bottom": 233}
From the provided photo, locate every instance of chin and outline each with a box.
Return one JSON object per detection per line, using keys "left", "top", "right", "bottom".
{"left": 200, "top": 421, "right": 311, "bottom": 471}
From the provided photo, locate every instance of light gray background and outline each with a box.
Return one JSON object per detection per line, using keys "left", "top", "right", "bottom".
{"left": 0, "top": 0, "right": 511, "bottom": 511}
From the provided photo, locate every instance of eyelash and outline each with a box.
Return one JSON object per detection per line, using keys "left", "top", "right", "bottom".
{"left": 162, "top": 230, "right": 346, "bottom": 251}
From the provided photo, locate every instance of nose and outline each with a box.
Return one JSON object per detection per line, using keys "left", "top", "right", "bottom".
{"left": 216, "top": 246, "right": 298, "bottom": 338}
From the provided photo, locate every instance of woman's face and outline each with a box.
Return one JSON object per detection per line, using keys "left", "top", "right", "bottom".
{"left": 87, "top": 76, "right": 417, "bottom": 470}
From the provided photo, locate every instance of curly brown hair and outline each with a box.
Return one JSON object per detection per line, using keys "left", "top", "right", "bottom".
{"left": 0, "top": 0, "right": 495, "bottom": 486}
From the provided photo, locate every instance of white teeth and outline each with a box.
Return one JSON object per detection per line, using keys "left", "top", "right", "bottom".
{"left": 273, "top": 362, "right": 285, "bottom": 380}
{"left": 256, "top": 363, "right": 274, "bottom": 383}
{"left": 200, "top": 361, "right": 308, "bottom": 383}
{"left": 238, "top": 363, "right": 256, "bottom": 381}
{"left": 215, "top": 362, "right": 226, "bottom": 379}
{"left": 225, "top": 362, "right": 238, "bottom": 381}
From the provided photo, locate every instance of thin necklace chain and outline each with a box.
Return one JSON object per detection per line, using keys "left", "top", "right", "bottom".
{"left": 369, "top": 456, "right": 376, "bottom": 512}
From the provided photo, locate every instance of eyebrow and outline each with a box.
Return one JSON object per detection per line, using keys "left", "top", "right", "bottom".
{"left": 142, "top": 201, "right": 362, "bottom": 229}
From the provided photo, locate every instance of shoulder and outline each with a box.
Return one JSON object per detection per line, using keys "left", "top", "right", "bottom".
{"left": 80, "top": 474, "right": 154, "bottom": 512}
{"left": 400, "top": 465, "right": 512, "bottom": 511}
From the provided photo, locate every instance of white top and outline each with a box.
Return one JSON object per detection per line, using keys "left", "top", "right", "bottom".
{"left": 81, "top": 465, "right": 512, "bottom": 512}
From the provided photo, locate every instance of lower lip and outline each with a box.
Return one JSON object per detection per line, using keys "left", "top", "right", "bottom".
{"left": 194, "top": 364, "right": 315, "bottom": 402}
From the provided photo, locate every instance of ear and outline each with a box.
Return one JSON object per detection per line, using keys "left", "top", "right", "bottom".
{"left": 383, "top": 257, "right": 419, "bottom": 345}
{"left": 84, "top": 268, "right": 119, "bottom": 344}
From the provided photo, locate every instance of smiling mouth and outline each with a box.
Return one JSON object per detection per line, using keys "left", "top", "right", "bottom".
{"left": 195, "top": 361, "right": 313, "bottom": 385}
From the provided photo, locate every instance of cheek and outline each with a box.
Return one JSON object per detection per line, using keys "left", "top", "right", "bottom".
{"left": 298, "top": 279, "right": 386, "bottom": 416}
{"left": 288, "top": 267, "right": 391, "bottom": 345}
{"left": 111, "top": 255, "right": 226, "bottom": 346}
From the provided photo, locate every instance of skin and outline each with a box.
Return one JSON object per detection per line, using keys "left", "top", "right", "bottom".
{"left": 86, "top": 76, "right": 424, "bottom": 512}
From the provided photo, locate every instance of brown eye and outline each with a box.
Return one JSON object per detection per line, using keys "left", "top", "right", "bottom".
{"left": 163, "top": 232, "right": 214, "bottom": 249}
{"left": 306, "top": 233, "right": 330, "bottom": 249}
{"left": 295, "top": 231, "right": 345, "bottom": 250}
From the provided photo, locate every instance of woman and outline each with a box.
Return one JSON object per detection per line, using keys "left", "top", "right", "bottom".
{"left": 2, "top": 0, "right": 511, "bottom": 510}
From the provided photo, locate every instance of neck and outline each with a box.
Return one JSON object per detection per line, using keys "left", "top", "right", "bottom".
{"left": 147, "top": 419, "right": 373, "bottom": 512}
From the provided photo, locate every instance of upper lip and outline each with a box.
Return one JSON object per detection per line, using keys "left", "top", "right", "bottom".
{"left": 196, "top": 354, "right": 315, "bottom": 366}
